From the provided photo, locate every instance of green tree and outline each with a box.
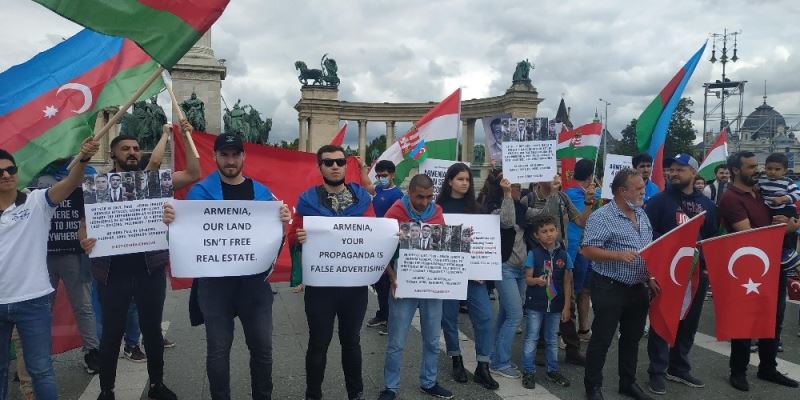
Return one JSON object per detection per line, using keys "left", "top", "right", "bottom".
{"left": 614, "top": 118, "right": 639, "bottom": 156}
{"left": 277, "top": 138, "right": 299, "bottom": 150}
{"left": 365, "top": 135, "right": 387, "bottom": 165}
{"left": 664, "top": 97, "right": 697, "bottom": 158}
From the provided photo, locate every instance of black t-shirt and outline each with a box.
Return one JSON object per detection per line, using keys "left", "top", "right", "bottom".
{"left": 221, "top": 178, "right": 255, "bottom": 201}
{"left": 48, "top": 188, "right": 85, "bottom": 254}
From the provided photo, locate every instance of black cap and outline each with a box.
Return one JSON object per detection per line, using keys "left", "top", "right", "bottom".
{"left": 214, "top": 133, "right": 244, "bottom": 152}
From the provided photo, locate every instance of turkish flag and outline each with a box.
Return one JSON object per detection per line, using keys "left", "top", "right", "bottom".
{"left": 639, "top": 212, "right": 705, "bottom": 346}
{"left": 787, "top": 276, "right": 800, "bottom": 301}
{"left": 171, "top": 129, "right": 363, "bottom": 288}
{"left": 700, "top": 225, "right": 784, "bottom": 340}
{"left": 51, "top": 281, "right": 83, "bottom": 354}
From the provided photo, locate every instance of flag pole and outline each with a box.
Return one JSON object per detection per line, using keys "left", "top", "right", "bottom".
{"left": 162, "top": 70, "right": 200, "bottom": 159}
{"left": 67, "top": 66, "right": 165, "bottom": 170}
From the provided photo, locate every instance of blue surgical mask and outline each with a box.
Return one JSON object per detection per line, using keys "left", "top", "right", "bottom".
{"left": 377, "top": 176, "right": 389, "bottom": 187}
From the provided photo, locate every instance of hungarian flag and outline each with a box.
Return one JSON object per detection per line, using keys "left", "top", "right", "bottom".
{"left": 697, "top": 128, "right": 728, "bottom": 181}
{"left": 34, "top": 0, "right": 229, "bottom": 68}
{"left": 370, "top": 89, "right": 460, "bottom": 186}
{"left": 556, "top": 121, "right": 602, "bottom": 160}
{"left": 639, "top": 212, "right": 705, "bottom": 346}
{"left": 329, "top": 122, "right": 348, "bottom": 146}
{"left": 699, "top": 225, "right": 784, "bottom": 340}
{"left": 0, "top": 29, "right": 163, "bottom": 188}
{"left": 171, "top": 129, "right": 363, "bottom": 285}
{"left": 636, "top": 43, "right": 706, "bottom": 190}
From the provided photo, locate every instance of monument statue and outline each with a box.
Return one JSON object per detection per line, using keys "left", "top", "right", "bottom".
{"left": 243, "top": 106, "right": 272, "bottom": 144}
{"left": 295, "top": 54, "right": 340, "bottom": 88}
{"left": 223, "top": 100, "right": 273, "bottom": 144}
{"left": 223, "top": 99, "right": 250, "bottom": 136}
{"left": 180, "top": 90, "right": 206, "bottom": 132}
{"left": 512, "top": 59, "right": 534, "bottom": 83}
{"left": 473, "top": 144, "right": 485, "bottom": 165}
{"left": 119, "top": 96, "right": 166, "bottom": 149}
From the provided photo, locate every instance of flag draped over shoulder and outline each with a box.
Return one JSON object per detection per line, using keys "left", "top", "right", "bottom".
{"left": 33, "top": 0, "right": 230, "bottom": 68}
{"left": 0, "top": 29, "right": 164, "bottom": 188}
{"left": 698, "top": 128, "right": 728, "bottom": 181}
{"left": 636, "top": 43, "right": 706, "bottom": 189}
{"left": 370, "top": 89, "right": 461, "bottom": 186}
{"left": 171, "top": 129, "right": 363, "bottom": 285}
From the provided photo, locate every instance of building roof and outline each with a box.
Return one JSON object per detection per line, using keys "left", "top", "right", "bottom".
{"left": 742, "top": 97, "right": 786, "bottom": 140}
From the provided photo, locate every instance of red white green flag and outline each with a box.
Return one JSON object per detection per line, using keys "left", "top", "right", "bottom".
{"left": 33, "top": 0, "right": 230, "bottom": 68}
{"left": 556, "top": 121, "right": 602, "bottom": 160}
{"left": 698, "top": 128, "right": 728, "bottom": 181}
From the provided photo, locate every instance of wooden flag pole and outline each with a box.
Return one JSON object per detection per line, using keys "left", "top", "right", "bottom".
{"left": 162, "top": 70, "right": 200, "bottom": 159}
{"left": 67, "top": 66, "right": 165, "bottom": 170}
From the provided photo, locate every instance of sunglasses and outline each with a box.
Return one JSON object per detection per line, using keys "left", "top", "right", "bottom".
{"left": 0, "top": 166, "right": 18, "bottom": 176}
{"left": 320, "top": 158, "right": 346, "bottom": 167}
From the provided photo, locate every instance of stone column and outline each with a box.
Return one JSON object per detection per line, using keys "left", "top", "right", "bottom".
{"left": 461, "top": 119, "right": 476, "bottom": 163}
{"left": 299, "top": 117, "right": 309, "bottom": 152}
{"left": 171, "top": 31, "right": 227, "bottom": 135}
{"left": 358, "top": 119, "right": 367, "bottom": 159}
{"left": 385, "top": 121, "right": 395, "bottom": 147}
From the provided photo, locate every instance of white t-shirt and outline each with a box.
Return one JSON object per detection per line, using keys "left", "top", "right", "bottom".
{"left": 0, "top": 189, "right": 58, "bottom": 304}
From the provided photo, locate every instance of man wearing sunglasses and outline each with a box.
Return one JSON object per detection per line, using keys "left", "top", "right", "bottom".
{"left": 288, "top": 144, "right": 375, "bottom": 400}
{"left": 0, "top": 138, "right": 99, "bottom": 400}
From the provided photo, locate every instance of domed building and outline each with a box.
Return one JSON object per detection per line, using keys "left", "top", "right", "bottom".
{"left": 734, "top": 95, "right": 799, "bottom": 171}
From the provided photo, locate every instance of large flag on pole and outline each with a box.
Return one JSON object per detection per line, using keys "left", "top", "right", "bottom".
{"left": 329, "top": 122, "right": 348, "bottom": 146}
{"left": 636, "top": 43, "right": 706, "bottom": 189}
{"left": 699, "top": 225, "right": 784, "bottom": 340}
{"left": 697, "top": 128, "right": 728, "bottom": 181}
{"left": 0, "top": 29, "right": 164, "bottom": 188}
{"left": 556, "top": 121, "right": 602, "bottom": 160}
{"left": 369, "top": 89, "right": 461, "bottom": 186}
{"left": 33, "top": 0, "right": 230, "bottom": 68}
{"left": 639, "top": 212, "right": 705, "bottom": 346}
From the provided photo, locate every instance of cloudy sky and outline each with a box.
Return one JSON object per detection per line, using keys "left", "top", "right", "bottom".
{"left": 2, "top": 0, "right": 799, "bottom": 149}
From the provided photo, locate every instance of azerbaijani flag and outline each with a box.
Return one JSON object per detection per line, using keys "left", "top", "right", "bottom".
{"left": 34, "top": 0, "right": 230, "bottom": 68}
{"left": 370, "top": 89, "right": 461, "bottom": 185}
{"left": 544, "top": 262, "right": 557, "bottom": 301}
{"left": 636, "top": 43, "right": 706, "bottom": 189}
{"left": 0, "top": 29, "right": 164, "bottom": 188}
{"left": 557, "top": 121, "right": 602, "bottom": 160}
{"left": 698, "top": 128, "right": 728, "bottom": 181}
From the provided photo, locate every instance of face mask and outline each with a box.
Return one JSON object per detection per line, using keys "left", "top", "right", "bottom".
{"left": 377, "top": 176, "right": 389, "bottom": 186}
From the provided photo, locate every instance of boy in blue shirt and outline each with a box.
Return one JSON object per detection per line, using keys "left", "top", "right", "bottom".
{"left": 522, "top": 215, "right": 573, "bottom": 389}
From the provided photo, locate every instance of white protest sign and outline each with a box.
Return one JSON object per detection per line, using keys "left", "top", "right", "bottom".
{"left": 443, "top": 214, "right": 501, "bottom": 280}
{"left": 302, "top": 216, "right": 399, "bottom": 287}
{"left": 396, "top": 249, "right": 468, "bottom": 300}
{"left": 601, "top": 154, "right": 633, "bottom": 199}
{"left": 420, "top": 159, "right": 470, "bottom": 199}
{"left": 168, "top": 200, "right": 284, "bottom": 277}
{"left": 502, "top": 140, "right": 557, "bottom": 184}
{"left": 84, "top": 169, "right": 172, "bottom": 258}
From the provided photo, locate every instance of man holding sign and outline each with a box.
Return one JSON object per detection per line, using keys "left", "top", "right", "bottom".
{"left": 163, "top": 132, "right": 290, "bottom": 400}
{"left": 288, "top": 144, "right": 375, "bottom": 400}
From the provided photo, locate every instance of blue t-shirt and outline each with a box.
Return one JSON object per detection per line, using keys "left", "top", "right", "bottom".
{"left": 644, "top": 179, "right": 660, "bottom": 204}
{"left": 373, "top": 185, "right": 403, "bottom": 217}
{"left": 564, "top": 186, "right": 601, "bottom": 262}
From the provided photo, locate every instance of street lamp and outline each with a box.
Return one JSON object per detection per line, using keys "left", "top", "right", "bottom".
{"left": 598, "top": 98, "right": 611, "bottom": 158}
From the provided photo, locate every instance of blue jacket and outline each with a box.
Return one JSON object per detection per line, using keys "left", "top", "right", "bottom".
{"left": 525, "top": 242, "right": 572, "bottom": 313}
{"left": 187, "top": 171, "right": 274, "bottom": 201}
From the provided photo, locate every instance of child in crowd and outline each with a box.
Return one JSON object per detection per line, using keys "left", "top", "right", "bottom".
{"left": 521, "top": 215, "right": 573, "bottom": 389}
{"left": 758, "top": 153, "right": 800, "bottom": 272}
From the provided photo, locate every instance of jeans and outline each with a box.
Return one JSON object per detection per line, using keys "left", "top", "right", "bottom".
{"left": 0, "top": 295, "right": 56, "bottom": 400}
{"left": 198, "top": 273, "right": 274, "bottom": 400}
{"left": 372, "top": 272, "right": 390, "bottom": 322}
{"left": 730, "top": 273, "right": 787, "bottom": 377}
{"left": 491, "top": 265, "right": 526, "bottom": 370}
{"left": 584, "top": 275, "right": 649, "bottom": 391}
{"left": 648, "top": 273, "right": 708, "bottom": 378}
{"left": 383, "top": 296, "right": 443, "bottom": 392}
{"left": 97, "top": 265, "right": 166, "bottom": 392}
{"left": 92, "top": 279, "right": 140, "bottom": 348}
{"left": 304, "top": 286, "right": 368, "bottom": 399}
{"left": 442, "top": 281, "right": 494, "bottom": 362}
{"left": 522, "top": 310, "right": 560, "bottom": 374}
{"left": 48, "top": 253, "right": 100, "bottom": 351}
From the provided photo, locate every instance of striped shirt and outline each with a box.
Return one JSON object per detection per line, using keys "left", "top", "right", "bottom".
{"left": 757, "top": 176, "right": 800, "bottom": 210}
{"left": 581, "top": 200, "right": 653, "bottom": 285}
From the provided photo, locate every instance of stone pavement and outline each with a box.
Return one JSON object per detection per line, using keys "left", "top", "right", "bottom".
{"left": 7, "top": 284, "right": 800, "bottom": 400}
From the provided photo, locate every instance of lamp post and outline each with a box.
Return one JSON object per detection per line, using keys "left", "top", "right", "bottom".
{"left": 709, "top": 28, "right": 741, "bottom": 132}
{"left": 598, "top": 98, "right": 611, "bottom": 159}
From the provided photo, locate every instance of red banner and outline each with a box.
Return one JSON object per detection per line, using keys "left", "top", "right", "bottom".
{"left": 172, "top": 129, "right": 364, "bottom": 286}
{"left": 51, "top": 281, "right": 82, "bottom": 354}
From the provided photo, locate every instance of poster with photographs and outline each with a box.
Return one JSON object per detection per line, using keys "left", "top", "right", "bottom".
{"left": 534, "top": 117, "right": 552, "bottom": 140}
{"left": 395, "top": 222, "right": 470, "bottom": 300}
{"left": 482, "top": 113, "right": 511, "bottom": 163}
{"left": 419, "top": 159, "right": 470, "bottom": 200}
{"left": 443, "top": 214, "right": 502, "bottom": 280}
{"left": 84, "top": 169, "right": 173, "bottom": 258}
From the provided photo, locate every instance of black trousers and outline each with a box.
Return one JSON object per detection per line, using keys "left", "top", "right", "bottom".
{"left": 560, "top": 298, "right": 581, "bottom": 355}
{"left": 98, "top": 265, "right": 166, "bottom": 392}
{"left": 584, "top": 275, "right": 649, "bottom": 391}
{"left": 372, "top": 272, "right": 390, "bottom": 321}
{"left": 198, "top": 273, "right": 274, "bottom": 400}
{"left": 730, "top": 273, "right": 788, "bottom": 377}
{"left": 304, "top": 286, "right": 368, "bottom": 399}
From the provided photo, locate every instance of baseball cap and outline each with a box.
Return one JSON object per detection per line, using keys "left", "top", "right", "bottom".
{"left": 670, "top": 153, "right": 699, "bottom": 170}
{"left": 214, "top": 133, "right": 244, "bottom": 152}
